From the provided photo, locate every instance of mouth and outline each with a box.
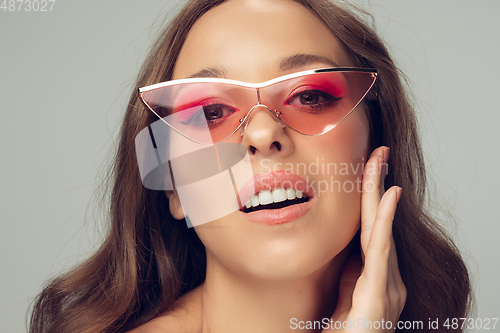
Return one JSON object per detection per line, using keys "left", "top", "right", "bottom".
{"left": 237, "top": 170, "right": 314, "bottom": 224}
{"left": 242, "top": 187, "right": 309, "bottom": 213}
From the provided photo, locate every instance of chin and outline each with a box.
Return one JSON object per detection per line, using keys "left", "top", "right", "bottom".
{"left": 197, "top": 200, "right": 360, "bottom": 283}
{"left": 208, "top": 232, "right": 352, "bottom": 283}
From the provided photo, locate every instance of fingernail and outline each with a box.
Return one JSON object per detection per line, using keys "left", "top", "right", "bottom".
{"left": 396, "top": 187, "right": 403, "bottom": 203}
{"left": 383, "top": 147, "right": 390, "bottom": 163}
{"left": 379, "top": 157, "right": 388, "bottom": 180}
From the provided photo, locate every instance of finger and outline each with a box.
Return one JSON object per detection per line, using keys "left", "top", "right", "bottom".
{"left": 390, "top": 237, "right": 403, "bottom": 288}
{"left": 389, "top": 236, "right": 407, "bottom": 313}
{"left": 380, "top": 147, "right": 390, "bottom": 197}
{"left": 387, "top": 238, "right": 398, "bottom": 290}
{"left": 387, "top": 239, "right": 399, "bottom": 306}
{"left": 360, "top": 147, "right": 388, "bottom": 253}
{"left": 385, "top": 187, "right": 406, "bottom": 298}
{"left": 381, "top": 235, "right": 407, "bottom": 324}
{"left": 363, "top": 186, "right": 401, "bottom": 290}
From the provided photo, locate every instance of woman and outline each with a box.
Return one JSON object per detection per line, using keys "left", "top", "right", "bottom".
{"left": 29, "top": 0, "right": 471, "bottom": 332}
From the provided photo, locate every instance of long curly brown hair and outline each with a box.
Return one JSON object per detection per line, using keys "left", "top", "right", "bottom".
{"left": 29, "top": 1, "right": 471, "bottom": 332}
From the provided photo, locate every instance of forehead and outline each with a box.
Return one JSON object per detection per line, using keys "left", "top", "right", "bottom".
{"left": 172, "top": 0, "right": 353, "bottom": 81}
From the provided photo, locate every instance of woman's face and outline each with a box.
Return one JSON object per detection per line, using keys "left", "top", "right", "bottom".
{"left": 171, "top": 0, "right": 370, "bottom": 280}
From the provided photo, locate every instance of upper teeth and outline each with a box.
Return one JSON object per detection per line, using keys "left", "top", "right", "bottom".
{"left": 245, "top": 188, "right": 304, "bottom": 209}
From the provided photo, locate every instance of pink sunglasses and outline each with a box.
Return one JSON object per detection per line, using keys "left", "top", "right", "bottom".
{"left": 139, "top": 67, "right": 378, "bottom": 145}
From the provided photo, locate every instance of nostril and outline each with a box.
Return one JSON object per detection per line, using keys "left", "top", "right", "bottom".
{"left": 248, "top": 142, "right": 281, "bottom": 154}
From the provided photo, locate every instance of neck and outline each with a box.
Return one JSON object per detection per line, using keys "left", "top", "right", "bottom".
{"left": 201, "top": 246, "right": 351, "bottom": 333}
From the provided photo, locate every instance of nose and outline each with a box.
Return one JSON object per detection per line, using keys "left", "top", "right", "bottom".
{"left": 240, "top": 105, "right": 294, "bottom": 157}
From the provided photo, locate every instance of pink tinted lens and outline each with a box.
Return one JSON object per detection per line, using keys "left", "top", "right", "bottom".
{"left": 141, "top": 82, "right": 254, "bottom": 144}
{"left": 140, "top": 70, "right": 376, "bottom": 143}
{"left": 260, "top": 71, "right": 376, "bottom": 135}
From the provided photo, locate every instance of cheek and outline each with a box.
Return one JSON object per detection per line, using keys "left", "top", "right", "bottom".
{"left": 334, "top": 108, "right": 371, "bottom": 161}
{"left": 301, "top": 108, "right": 370, "bottom": 176}
{"left": 328, "top": 109, "right": 370, "bottom": 200}
{"left": 305, "top": 108, "right": 370, "bottom": 233}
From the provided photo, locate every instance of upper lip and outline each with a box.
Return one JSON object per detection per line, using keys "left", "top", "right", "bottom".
{"left": 238, "top": 170, "right": 314, "bottom": 209}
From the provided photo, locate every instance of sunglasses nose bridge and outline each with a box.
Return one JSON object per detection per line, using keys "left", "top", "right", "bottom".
{"left": 238, "top": 102, "right": 286, "bottom": 137}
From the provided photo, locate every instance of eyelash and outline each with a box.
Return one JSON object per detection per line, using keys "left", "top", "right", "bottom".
{"left": 204, "top": 103, "right": 237, "bottom": 128}
{"left": 177, "top": 84, "right": 340, "bottom": 127}
{"left": 285, "top": 87, "right": 340, "bottom": 113}
{"left": 181, "top": 101, "right": 237, "bottom": 128}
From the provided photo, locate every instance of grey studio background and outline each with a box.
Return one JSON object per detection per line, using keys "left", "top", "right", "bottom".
{"left": 1, "top": 0, "right": 499, "bottom": 332}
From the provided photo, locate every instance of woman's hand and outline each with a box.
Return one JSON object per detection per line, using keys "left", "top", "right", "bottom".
{"left": 323, "top": 146, "right": 406, "bottom": 332}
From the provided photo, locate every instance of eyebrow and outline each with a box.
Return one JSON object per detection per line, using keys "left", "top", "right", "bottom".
{"left": 279, "top": 54, "right": 340, "bottom": 71}
{"left": 188, "top": 66, "right": 227, "bottom": 79}
{"left": 186, "top": 54, "right": 339, "bottom": 79}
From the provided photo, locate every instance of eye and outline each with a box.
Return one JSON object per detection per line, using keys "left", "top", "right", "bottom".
{"left": 287, "top": 89, "right": 337, "bottom": 108}
{"left": 298, "top": 91, "right": 322, "bottom": 105}
{"left": 176, "top": 99, "right": 238, "bottom": 129}
{"left": 203, "top": 104, "right": 235, "bottom": 121}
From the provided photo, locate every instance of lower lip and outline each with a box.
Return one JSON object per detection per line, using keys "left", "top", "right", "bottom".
{"left": 240, "top": 198, "right": 314, "bottom": 225}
